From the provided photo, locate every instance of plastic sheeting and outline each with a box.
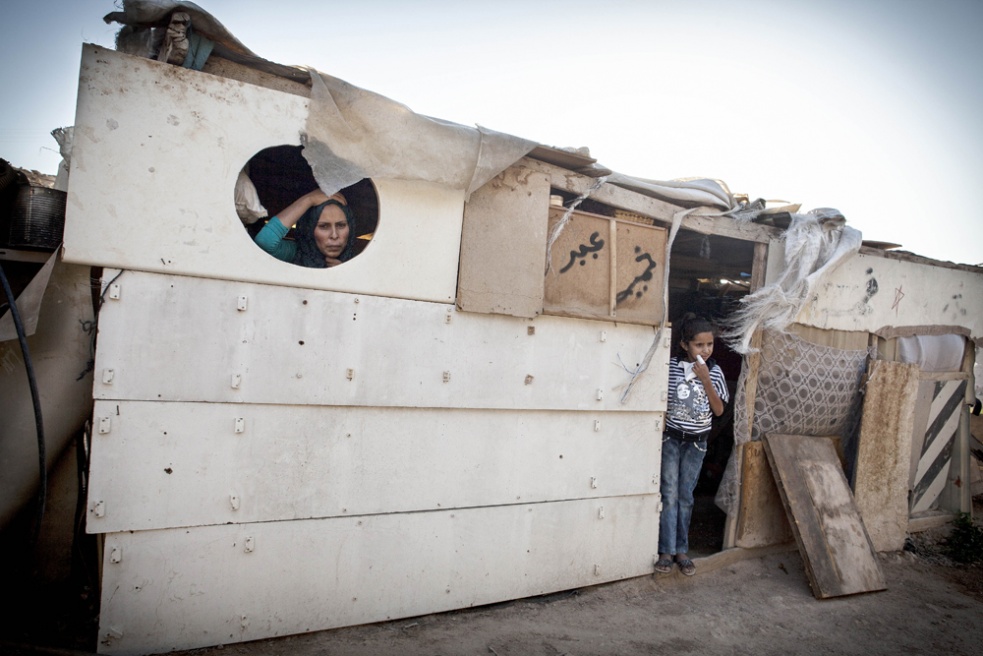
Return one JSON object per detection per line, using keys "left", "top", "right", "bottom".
{"left": 105, "top": 0, "right": 255, "bottom": 58}
{"left": 302, "top": 70, "right": 537, "bottom": 200}
{"left": 102, "top": 2, "right": 748, "bottom": 209}
{"left": 724, "top": 208, "right": 863, "bottom": 354}
{"left": 605, "top": 173, "right": 733, "bottom": 210}
{"left": 897, "top": 333, "right": 966, "bottom": 373}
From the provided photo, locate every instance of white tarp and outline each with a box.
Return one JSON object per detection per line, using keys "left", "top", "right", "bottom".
{"left": 302, "top": 70, "right": 536, "bottom": 200}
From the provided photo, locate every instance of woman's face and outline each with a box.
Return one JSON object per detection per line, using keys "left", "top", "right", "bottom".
{"left": 313, "top": 204, "right": 350, "bottom": 261}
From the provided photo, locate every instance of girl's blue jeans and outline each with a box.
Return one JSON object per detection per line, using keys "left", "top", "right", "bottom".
{"left": 658, "top": 434, "right": 708, "bottom": 555}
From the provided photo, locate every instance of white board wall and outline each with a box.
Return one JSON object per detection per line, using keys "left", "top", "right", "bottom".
{"left": 796, "top": 251, "right": 983, "bottom": 340}
{"left": 65, "top": 45, "right": 464, "bottom": 303}
{"left": 97, "top": 496, "right": 659, "bottom": 655}
{"left": 65, "top": 44, "right": 674, "bottom": 656}
{"left": 88, "top": 270, "right": 668, "bottom": 654}
{"left": 89, "top": 270, "right": 667, "bottom": 410}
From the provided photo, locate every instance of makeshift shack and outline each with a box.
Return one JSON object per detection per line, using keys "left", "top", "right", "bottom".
{"left": 0, "top": 2, "right": 980, "bottom": 654}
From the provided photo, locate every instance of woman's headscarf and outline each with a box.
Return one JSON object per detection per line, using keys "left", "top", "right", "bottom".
{"left": 291, "top": 198, "right": 357, "bottom": 268}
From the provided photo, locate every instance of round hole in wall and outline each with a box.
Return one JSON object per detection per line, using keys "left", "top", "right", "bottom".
{"left": 235, "top": 145, "right": 379, "bottom": 268}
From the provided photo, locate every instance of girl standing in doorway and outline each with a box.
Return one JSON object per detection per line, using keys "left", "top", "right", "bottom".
{"left": 655, "top": 314, "right": 729, "bottom": 576}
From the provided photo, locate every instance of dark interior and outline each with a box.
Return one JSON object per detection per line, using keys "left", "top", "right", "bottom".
{"left": 242, "top": 145, "right": 378, "bottom": 256}
{"left": 667, "top": 229, "right": 755, "bottom": 555}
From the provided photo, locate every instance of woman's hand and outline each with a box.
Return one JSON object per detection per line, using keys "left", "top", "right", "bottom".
{"left": 275, "top": 189, "right": 330, "bottom": 228}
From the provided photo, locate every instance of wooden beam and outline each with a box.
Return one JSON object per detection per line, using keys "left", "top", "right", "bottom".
{"left": 750, "top": 242, "right": 769, "bottom": 292}
{"left": 521, "top": 158, "right": 783, "bottom": 244}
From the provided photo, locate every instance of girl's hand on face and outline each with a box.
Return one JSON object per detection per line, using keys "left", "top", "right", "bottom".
{"left": 693, "top": 359, "right": 711, "bottom": 383}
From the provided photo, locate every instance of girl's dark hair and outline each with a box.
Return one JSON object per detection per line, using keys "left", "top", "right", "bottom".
{"left": 676, "top": 313, "right": 716, "bottom": 352}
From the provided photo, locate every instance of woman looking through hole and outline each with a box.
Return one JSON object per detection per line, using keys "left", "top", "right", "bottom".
{"left": 254, "top": 189, "right": 356, "bottom": 268}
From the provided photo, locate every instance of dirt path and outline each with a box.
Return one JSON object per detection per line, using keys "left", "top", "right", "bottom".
{"left": 165, "top": 544, "right": 983, "bottom": 656}
{"left": 4, "top": 519, "right": 981, "bottom": 655}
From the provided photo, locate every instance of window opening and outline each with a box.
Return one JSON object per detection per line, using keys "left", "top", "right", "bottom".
{"left": 238, "top": 145, "right": 378, "bottom": 268}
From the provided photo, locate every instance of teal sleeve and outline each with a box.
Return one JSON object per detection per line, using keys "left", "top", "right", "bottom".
{"left": 254, "top": 217, "right": 297, "bottom": 263}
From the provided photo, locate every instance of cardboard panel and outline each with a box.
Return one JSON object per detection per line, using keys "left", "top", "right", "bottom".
{"left": 458, "top": 164, "right": 549, "bottom": 317}
{"left": 764, "top": 434, "right": 886, "bottom": 599}
{"left": 91, "top": 270, "right": 669, "bottom": 411}
{"left": 86, "top": 402, "right": 662, "bottom": 533}
{"left": 545, "top": 210, "right": 611, "bottom": 318}
{"left": 96, "top": 496, "right": 660, "bottom": 655}
{"left": 613, "top": 220, "right": 666, "bottom": 324}
{"left": 544, "top": 209, "right": 665, "bottom": 326}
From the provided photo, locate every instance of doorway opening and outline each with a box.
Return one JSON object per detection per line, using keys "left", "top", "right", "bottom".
{"left": 666, "top": 229, "right": 758, "bottom": 556}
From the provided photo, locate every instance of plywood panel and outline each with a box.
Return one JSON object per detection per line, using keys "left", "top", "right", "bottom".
{"left": 65, "top": 46, "right": 465, "bottom": 303}
{"left": 735, "top": 441, "right": 793, "bottom": 548}
{"left": 763, "top": 434, "right": 886, "bottom": 599}
{"left": 96, "top": 496, "right": 659, "bottom": 655}
{"left": 796, "top": 251, "right": 983, "bottom": 342}
{"left": 86, "top": 402, "right": 662, "bottom": 533}
{"left": 854, "top": 360, "right": 919, "bottom": 551}
{"left": 91, "top": 270, "right": 669, "bottom": 411}
{"left": 458, "top": 164, "right": 549, "bottom": 317}
{"left": 544, "top": 208, "right": 665, "bottom": 326}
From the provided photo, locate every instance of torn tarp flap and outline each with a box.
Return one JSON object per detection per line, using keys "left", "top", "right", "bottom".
{"left": 104, "top": 0, "right": 255, "bottom": 57}
{"left": 302, "top": 70, "right": 537, "bottom": 199}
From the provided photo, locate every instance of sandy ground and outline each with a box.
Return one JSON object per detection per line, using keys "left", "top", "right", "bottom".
{"left": 153, "top": 550, "right": 981, "bottom": 656}
{"left": 161, "top": 525, "right": 982, "bottom": 656}
{"left": 3, "top": 511, "right": 981, "bottom": 656}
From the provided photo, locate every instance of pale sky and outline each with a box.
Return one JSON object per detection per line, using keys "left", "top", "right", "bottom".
{"left": 2, "top": 0, "right": 981, "bottom": 265}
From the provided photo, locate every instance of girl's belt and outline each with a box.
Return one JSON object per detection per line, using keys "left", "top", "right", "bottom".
{"left": 665, "top": 426, "right": 710, "bottom": 442}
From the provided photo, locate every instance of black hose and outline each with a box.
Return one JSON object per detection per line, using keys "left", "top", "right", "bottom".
{"left": 0, "top": 261, "right": 46, "bottom": 545}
